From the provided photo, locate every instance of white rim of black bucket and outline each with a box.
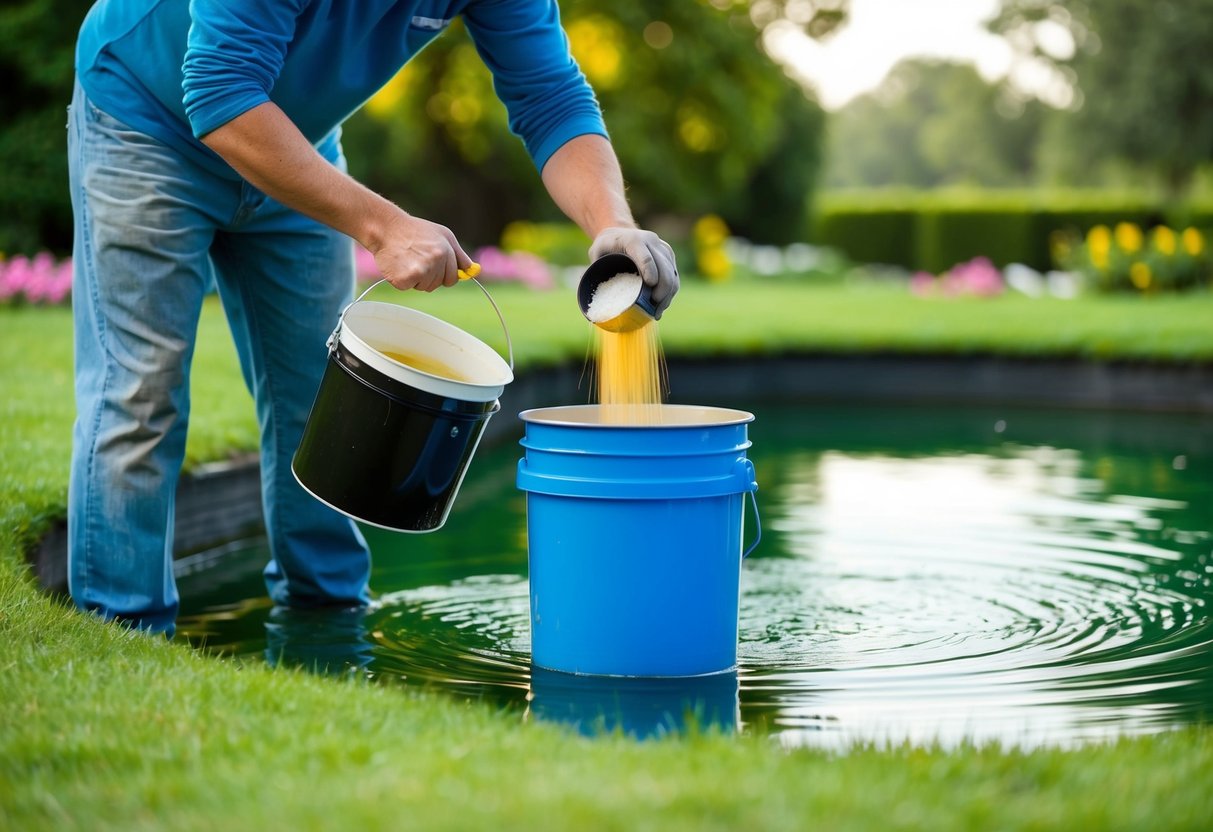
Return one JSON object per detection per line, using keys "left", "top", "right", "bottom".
{"left": 329, "top": 278, "right": 514, "bottom": 403}
{"left": 518, "top": 404, "right": 754, "bottom": 428}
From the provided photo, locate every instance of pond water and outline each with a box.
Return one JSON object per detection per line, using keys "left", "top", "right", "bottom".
{"left": 177, "top": 402, "right": 1213, "bottom": 748}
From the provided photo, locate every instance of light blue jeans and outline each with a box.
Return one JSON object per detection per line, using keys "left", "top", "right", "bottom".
{"left": 67, "top": 82, "right": 371, "bottom": 634}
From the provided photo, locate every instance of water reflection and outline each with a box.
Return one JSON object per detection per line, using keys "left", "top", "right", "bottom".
{"left": 177, "top": 402, "right": 1213, "bottom": 748}
{"left": 527, "top": 667, "right": 739, "bottom": 739}
{"left": 263, "top": 606, "right": 374, "bottom": 677}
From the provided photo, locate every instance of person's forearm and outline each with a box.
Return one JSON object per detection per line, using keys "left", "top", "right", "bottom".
{"left": 201, "top": 102, "right": 394, "bottom": 252}
{"left": 202, "top": 102, "right": 470, "bottom": 291}
{"left": 540, "top": 134, "right": 637, "bottom": 238}
{"left": 544, "top": 134, "right": 679, "bottom": 315}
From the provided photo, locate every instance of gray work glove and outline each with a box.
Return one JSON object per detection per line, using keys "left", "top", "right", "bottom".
{"left": 589, "top": 227, "right": 680, "bottom": 319}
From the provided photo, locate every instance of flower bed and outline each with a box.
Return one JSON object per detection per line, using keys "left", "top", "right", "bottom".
{"left": 0, "top": 252, "right": 72, "bottom": 306}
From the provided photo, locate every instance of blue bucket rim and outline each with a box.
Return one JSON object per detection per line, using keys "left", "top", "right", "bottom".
{"left": 518, "top": 404, "right": 754, "bottom": 428}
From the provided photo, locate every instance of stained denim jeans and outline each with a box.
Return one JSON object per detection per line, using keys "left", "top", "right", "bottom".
{"left": 67, "top": 82, "right": 371, "bottom": 634}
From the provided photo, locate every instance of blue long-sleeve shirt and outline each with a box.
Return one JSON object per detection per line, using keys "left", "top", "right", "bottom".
{"left": 76, "top": 0, "right": 607, "bottom": 179}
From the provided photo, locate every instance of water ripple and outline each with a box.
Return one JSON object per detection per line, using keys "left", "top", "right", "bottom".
{"left": 177, "top": 404, "right": 1213, "bottom": 748}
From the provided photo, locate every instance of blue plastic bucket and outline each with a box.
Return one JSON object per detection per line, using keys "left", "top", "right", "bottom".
{"left": 517, "top": 405, "right": 760, "bottom": 677}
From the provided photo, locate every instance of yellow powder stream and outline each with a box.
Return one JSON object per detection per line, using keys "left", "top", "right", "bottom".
{"left": 594, "top": 320, "right": 666, "bottom": 424}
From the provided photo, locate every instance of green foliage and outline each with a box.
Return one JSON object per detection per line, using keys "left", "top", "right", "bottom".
{"left": 811, "top": 199, "right": 918, "bottom": 268}
{"left": 812, "top": 190, "right": 1181, "bottom": 271}
{"left": 824, "top": 60, "right": 1048, "bottom": 190}
{"left": 343, "top": 2, "right": 825, "bottom": 247}
{"left": 742, "top": 0, "right": 849, "bottom": 39}
{"left": 915, "top": 207, "right": 1038, "bottom": 275}
{"left": 726, "top": 83, "right": 824, "bottom": 244}
{"left": 991, "top": 0, "right": 1213, "bottom": 195}
{"left": 826, "top": 4, "right": 1213, "bottom": 196}
{"left": 499, "top": 221, "right": 591, "bottom": 267}
{"left": 0, "top": 0, "right": 92, "bottom": 255}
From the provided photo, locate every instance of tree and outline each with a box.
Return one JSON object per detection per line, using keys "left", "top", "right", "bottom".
{"left": 823, "top": 59, "right": 1047, "bottom": 189}
{"left": 990, "top": 0, "right": 1213, "bottom": 195}
{"left": 742, "top": 0, "right": 847, "bottom": 39}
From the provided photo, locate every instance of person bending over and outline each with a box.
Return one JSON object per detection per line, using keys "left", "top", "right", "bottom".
{"left": 68, "top": 0, "right": 679, "bottom": 634}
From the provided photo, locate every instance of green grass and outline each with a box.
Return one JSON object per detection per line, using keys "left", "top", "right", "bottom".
{"left": 3, "top": 281, "right": 1213, "bottom": 830}
{"left": 3, "top": 574, "right": 1212, "bottom": 832}
{"left": 383, "top": 278, "right": 1213, "bottom": 363}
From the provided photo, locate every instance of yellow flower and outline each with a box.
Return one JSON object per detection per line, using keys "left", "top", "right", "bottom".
{"left": 1152, "top": 225, "right": 1177, "bottom": 256}
{"left": 1114, "top": 222, "right": 1143, "bottom": 253}
{"left": 693, "top": 214, "right": 730, "bottom": 247}
{"left": 566, "top": 16, "right": 624, "bottom": 90}
{"left": 1182, "top": 227, "right": 1205, "bottom": 257}
{"left": 698, "top": 247, "right": 731, "bottom": 282}
{"left": 1130, "top": 261, "right": 1152, "bottom": 290}
{"left": 1087, "top": 225, "right": 1111, "bottom": 270}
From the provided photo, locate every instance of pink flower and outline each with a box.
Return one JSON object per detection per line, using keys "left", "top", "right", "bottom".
{"left": 46, "top": 259, "right": 74, "bottom": 304}
{"left": 0, "top": 252, "right": 74, "bottom": 305}
{"left": 909, "top": 271, "right": 937, "bottom": 297}
{"left": 472, "top": 246, "right": 554, "bottom": 290}
{"left": 953, "top": 257, "right": 1004, "bottom": 297}
{"left": 914, "top": 258, "right": 1005, "bottom": 299}
{"left": 25, "top": 252, "right": 59, "bottom": 303}
{"left": 1, "top": 256, "right": 32, "bottom": 302}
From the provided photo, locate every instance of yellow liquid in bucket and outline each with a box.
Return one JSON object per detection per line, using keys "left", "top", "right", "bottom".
{"left": 594, "top": 320, "right": 666, "bottom": 424}
{"left": 380, "top": 349, "right": 468, "bottom": 382}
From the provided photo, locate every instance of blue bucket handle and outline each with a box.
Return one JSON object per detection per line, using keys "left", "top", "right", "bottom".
{"left": 743, "top": 489, "right": 762, "bottom": 559}
{"left": 328, "top": 277, "right": 514, "bottom": 371}
{"left": 740, "top": 459, "right": 761, "bottom": 559}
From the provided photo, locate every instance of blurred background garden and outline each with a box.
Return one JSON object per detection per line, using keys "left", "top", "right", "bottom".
{"left": 4, "top": 0, "right": 1213, "bottom": 303}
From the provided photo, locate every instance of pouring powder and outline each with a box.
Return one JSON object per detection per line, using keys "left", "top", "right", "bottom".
{"left": 586, "top": 271, "right": 666, "bottom": 425}
{"left": 586, "top": 273, "right": 643, "bottom": 323}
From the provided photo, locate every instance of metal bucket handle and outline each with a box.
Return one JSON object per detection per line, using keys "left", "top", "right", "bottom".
{"left": 327, "top": 277, "right": 515, "bottom": 371}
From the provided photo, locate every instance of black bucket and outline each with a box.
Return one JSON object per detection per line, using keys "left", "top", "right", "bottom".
{"left": 293, "top": 281, "right": 513, "bottom": 532}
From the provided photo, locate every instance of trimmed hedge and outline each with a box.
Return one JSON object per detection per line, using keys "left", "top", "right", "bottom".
{"left": 810, "top": 204, "right": 917, "bottom": 270}
{"left": 812, "top": 190, "right": 1211, "bottom": 273}
{"left": 916, "top": 207, "right": 1038, "bottom": 275}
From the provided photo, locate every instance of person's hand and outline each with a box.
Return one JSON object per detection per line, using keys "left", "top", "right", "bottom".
{"left": 589, "top": 227, "right": 679, "bottom": 318}
{"left": 370, "top": 211, "right": 472, "bottom": 292}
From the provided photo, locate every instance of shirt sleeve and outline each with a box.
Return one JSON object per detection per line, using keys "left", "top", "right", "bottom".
{"left": 462, "top": 0, "right": 608, "bottom": 171}
{"left": 182, "top": 0, "right": 307, "bottom": 139}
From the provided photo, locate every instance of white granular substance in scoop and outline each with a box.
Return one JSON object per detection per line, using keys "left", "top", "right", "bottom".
{"left": 586, "top": 272, "right": 642, "bottom": 322}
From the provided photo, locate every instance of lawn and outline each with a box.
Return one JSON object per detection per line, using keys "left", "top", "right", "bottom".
{"left": 3, "top": 279, "right": 1213, "bottom": 830}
